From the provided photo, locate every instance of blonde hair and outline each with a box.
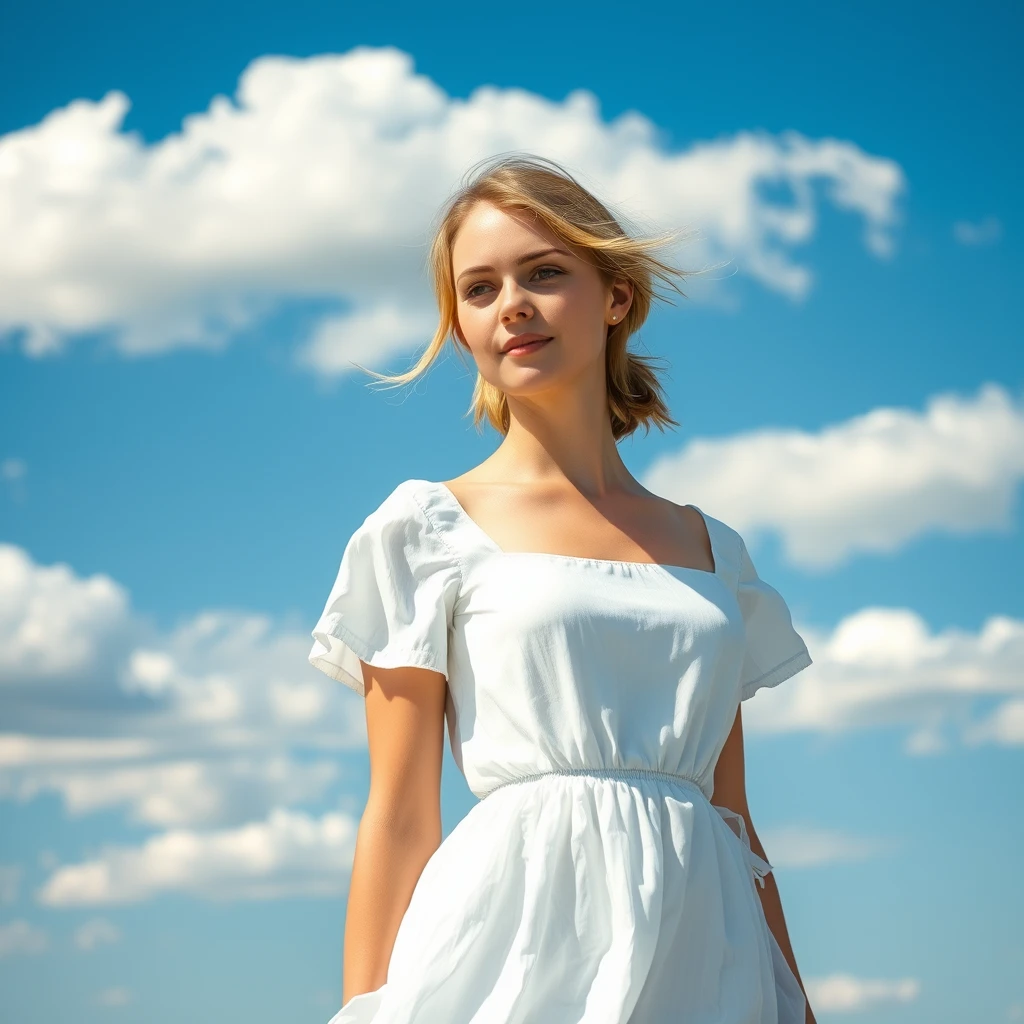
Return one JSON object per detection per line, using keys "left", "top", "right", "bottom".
{"left": 361, "top": 153, "right": 697, "bottom": 440}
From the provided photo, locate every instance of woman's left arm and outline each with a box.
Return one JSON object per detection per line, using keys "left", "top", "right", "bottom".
{"left": 712, "top": 703, "right": 818, "bottom": 1024}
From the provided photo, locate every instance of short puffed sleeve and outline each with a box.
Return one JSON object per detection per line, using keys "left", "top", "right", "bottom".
{"left": 308, "top": 482, "right": 461, "bottom": 695}
{"left": 735, "top": 532, "right": 813, "bottom": 701}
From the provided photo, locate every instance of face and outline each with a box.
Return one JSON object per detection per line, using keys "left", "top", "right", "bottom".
{"left": 450, "top": 202, "right": 631, "bottom": 396}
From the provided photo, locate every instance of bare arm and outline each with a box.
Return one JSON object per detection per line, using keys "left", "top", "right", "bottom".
{"left": 341, "top": 661, "right": 448, "bottom": 1004}
{"left": 712, "top": 703, "right": 817, "bottom": 1024}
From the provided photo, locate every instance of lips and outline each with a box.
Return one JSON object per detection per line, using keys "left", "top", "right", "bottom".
{"left": 501, "top": 335, "right": 552, "bottom": 355}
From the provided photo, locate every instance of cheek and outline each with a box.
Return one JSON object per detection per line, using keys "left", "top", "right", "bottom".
{"left": 456, "top": 305, "right": 492, "bottom": 353}
{"left": 546, "top": 281, "right": 603, "bottom": 333}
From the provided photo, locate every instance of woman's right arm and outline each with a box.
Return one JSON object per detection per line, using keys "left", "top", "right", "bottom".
{"left": 341, "top": 661, "right": 448, "bottom": 1005}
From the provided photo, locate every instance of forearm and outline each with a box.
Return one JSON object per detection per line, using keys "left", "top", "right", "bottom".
{"left": 749, "top": 828, "right": 817, "bottom": 1024}
{"left": 341, "top": 801, "right": 441, "bottom": 1004}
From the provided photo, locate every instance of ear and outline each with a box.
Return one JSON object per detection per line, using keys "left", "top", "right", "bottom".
{"left": 608, "top": 277, "right": 634, "bottom": 322}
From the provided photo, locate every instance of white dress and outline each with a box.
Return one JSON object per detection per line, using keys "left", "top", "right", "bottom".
{"left": 308, "top": 478, "right": 814, "bottom": 1024}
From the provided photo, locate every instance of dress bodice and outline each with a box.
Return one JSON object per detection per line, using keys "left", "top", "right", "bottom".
{"left": 308, "top": 478, "right": 812, "bottom": 800}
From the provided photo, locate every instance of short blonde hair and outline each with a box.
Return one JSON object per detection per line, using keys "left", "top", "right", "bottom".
{"left": 362, "top": 153, "right": 696, "bottom": 440}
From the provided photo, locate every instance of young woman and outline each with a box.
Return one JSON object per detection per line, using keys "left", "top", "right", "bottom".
{"left": 309, "top": 155, "right": 817, "bottom": 1023}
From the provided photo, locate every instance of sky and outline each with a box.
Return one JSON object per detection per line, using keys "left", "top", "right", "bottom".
{"left": 0, "top": 0, "right": 1022, "bottom": 1021}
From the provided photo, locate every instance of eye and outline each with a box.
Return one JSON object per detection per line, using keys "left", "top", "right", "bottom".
{"left": 533, "top": 265, "right": 564, "bottom": 282}
{"left": 462, "top": 265, "right": 564, "bottom": 300}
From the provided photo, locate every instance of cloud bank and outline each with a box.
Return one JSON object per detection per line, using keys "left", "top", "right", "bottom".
{"left": 38, "top": 808, "right": 357, "bottom": 905}
{"left": 0, "top": 47, "right": 904, "bottom": 366}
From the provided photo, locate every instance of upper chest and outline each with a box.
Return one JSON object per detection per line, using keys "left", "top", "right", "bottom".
{"left": 441, "top": 478, "right": 717, "bottom": 573}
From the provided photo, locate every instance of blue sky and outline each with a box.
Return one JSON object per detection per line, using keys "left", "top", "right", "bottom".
{"left": 0, "top": 1, "right": 1021, "bottom": 1021}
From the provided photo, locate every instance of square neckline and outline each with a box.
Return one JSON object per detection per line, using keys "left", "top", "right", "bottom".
{"left": 429, "top": 480, "right": 719, "bottom": 578}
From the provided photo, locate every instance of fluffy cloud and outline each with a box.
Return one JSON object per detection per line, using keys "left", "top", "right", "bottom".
{"left": 742, "top": 608, "right": 1024, "bottom": 752}
{"left": 38, "top": 807, "right": 357, "bottom": 905}
{"left": 0, "top": 545, "right": 363, "bottom": 831}
{"left": 0, "top": 544, "right": 129, "bottom": 679}
{"left": 0, "top": 47, "right": 904, "bottom": 364}
{"left": 643, "top": 382, "right": 1024, "bottom": 569}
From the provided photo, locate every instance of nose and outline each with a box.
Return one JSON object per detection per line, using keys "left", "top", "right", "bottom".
{"left": 498, "top": 279, "right": 534, "bottom": 325}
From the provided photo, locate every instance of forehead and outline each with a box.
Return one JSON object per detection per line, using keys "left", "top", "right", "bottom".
{"left": 451, "top": 202, "right": 566, "bottom": 265}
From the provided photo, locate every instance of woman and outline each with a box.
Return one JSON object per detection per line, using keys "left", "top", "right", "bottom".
{"left": 309, "top": 154, "right": 817, "bottom": 1023}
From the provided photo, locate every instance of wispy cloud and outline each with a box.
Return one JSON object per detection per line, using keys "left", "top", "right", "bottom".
{"left": 0, "top": 47, "right": 904, "bottom": 363}
{"left": 96, "top": 986, "right": 131, "bottom": 1007}
{"left": 804, "top": 973, "right": 920, "bottom": 1013}
{"left": 644, "top": 382, "right": 1024, "bottom": 570}
{"left": 963, "top": 698, "right": 1024, "bottom": 747}
{"left": 73, "top": 916, "right": 121, "bottom": 951}
{"left": 758, "top": 825, "right": 895, "bottom": 868}
{"left": 953, "top": 215, "right": 1003, "bottom": 246}
{"left": 0, "top": 459, "right": 26, "bottom": 482}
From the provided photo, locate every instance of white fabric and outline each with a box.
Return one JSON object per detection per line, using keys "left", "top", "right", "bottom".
{"left": 309, "top": 478, "right": 814, "bottom": 1024}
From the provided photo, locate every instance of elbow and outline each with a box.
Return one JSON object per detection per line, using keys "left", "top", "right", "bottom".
{"left": 362, "top": 788, "right": 443, "bottom": 852}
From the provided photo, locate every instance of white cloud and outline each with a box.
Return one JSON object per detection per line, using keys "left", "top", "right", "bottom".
{"left": 743, "top": 608, "right": 1024, "bottom": 750}
{"left": 297, "top": 304, "right": 439, "bottom": 377}
{"left": 644, "top": 382, "right": 1024, "bottom": 570}
{"left": 38, "top": 807, "right": 358, "bottom": 905}
{"left": 0, "top": 545, "right": 362, "bottom": 830}
{"left": 0, "top": 918, "right": 48, "bottom": 957}
{"left": 963, "top": 698, "right": 1024, "bottom": 746}
{"left": 804, "top": 973, "right": 920, "bottom": 1013}
{"left": 74, "top": 916, "right": 121, "bottom": 951}
{"left": 268, "top": 681, "right": 328, "bottom": 724}
{"left": 759, "top": 825, "right": 893, "bottom": 868}
{"left": 6, "top": 755, "right": 338, "bottom": 828}
{"left": 0, "top": 736, "right": 155, "bottom": 766}
{"left": 0, "top": 544, "right": 130, "bottom": 679}
{"left": 0, "top": 47, "right": 904, "bottom": 364}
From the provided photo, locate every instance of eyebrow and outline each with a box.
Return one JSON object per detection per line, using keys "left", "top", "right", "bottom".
{"left": 455, "top": 247, "right": 572, "bottom": 283}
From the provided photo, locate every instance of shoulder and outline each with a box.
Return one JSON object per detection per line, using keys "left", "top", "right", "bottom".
{"left": 363, "top": 478, "right": 429, "bottom": 519}
{"left": 356, "top": 478, "right": 463, "bottom": 572}
{"left": 359, "top": 478, "right": 442, "bottom": 534}
{"left": 678, "top": 504, "right": 746, "bottom": 588}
